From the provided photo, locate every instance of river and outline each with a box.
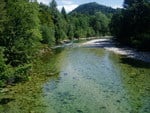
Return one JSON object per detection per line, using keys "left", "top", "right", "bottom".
{"left": 0, "top": 42, "right": 150, "bottom": 113}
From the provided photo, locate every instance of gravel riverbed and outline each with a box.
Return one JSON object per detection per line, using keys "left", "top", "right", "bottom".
{"left": 81, "top": 39, "right": 150, "bottom": 63}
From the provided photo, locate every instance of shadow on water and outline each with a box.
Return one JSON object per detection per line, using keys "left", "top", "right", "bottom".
{"left": 120, "top": 57, "right": 150, "bottom": 69}
{"left": 0, "top": 98, "right": 15, "bottom": 105}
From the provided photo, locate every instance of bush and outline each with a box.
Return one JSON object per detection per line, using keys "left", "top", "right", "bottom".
{"left": 132, "top": 33, "right": 150, "bottom": 50}
{"left": 41, "top": 25, "right": 55, "bottom": 45}
{"left": 0, "top": 47, "right": 32, "bottom": 87}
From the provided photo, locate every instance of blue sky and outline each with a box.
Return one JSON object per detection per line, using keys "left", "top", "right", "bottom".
{"left": 37, "top": 0, "right": 124, "bottom": 12}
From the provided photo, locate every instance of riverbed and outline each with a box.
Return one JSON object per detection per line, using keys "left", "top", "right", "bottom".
{"left": 0, "top": 40, "right": 150, "bottom": 113}
{"left": 82, "top": 39, "right": 150, "bottom": 63}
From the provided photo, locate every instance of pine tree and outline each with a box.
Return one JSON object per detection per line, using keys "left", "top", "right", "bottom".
{"left": 61, "top": 7, "right": 67, "bottom": 19}
{"left": 50, "top": 0, "right": 57, "bottom": 11}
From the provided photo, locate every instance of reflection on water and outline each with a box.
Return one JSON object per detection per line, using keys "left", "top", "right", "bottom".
{"left": 0, "top": 47, "right": 150, "bottom": 113}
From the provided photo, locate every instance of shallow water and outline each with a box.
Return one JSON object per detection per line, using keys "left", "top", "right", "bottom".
{"left": 0, "top": 47, "right": 150, "bottom": 113}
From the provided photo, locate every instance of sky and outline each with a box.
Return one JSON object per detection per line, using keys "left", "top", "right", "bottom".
{"left": 37, "top": 0, "right": 124, "bottom": 13}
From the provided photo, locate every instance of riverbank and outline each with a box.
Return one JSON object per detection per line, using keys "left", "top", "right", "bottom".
{"left": 81, "top": 38, "right": 150, "bottom": 63}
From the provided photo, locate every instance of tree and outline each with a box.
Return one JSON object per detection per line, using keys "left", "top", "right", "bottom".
{"left": 40, "top": 25, "right": 55, "bottom": 45}
{"left": 0, "top": 47, "right": 7, "bottom": 87}
{"left": 39, "top": 3, "right": 55, "bottom": 45}
{"left": 110, "top": 0, "right": 150, "bottom": 50}
{"left": 2, "top": 0, "right": 41, "bottom": 66}
{"left": 91, "top": 12, "right": 109, "bottom": 36}
{"left": 71, "top": 14, "right": 89, "bottom": 38}
{"left": 0, "top": 0, "right": 6, "bottom": 33}
{"left": 0, "top": 0, "right": 5, "bottom": 75}
{"left": 49, "top": 0, "right": 68, "bottom": 44}
{"left": 0, "top": 0, "right": 43, "bottom": 87}
{"left": 50, "top": 0, "right": 57, "bottom": 10}
{"left": 61, "top": 7, "right": 67, "bottom": 19}
{"left": 67, "top": 23, "right": 74, "bottom": 40}
{"left": 110, "top": 12, "right": 123, "bottom": 38}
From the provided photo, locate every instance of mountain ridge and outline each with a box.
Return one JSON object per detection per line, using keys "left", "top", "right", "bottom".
{"left": 70, "top": 2, "right": 118, "bottom": 15}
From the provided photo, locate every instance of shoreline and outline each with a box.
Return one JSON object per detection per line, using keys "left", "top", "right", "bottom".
{"left": 81, "top": 38, "right": 150, "bottom": 63}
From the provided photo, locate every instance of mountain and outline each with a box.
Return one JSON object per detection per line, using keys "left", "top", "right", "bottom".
{"left": 70, "top": 2, "right": 118, "bottom": 15}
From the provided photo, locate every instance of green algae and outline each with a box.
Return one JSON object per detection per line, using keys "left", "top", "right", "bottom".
{"left": 0, "top": 49, "right": 59, "bottom": 113}
{"left": 0, "top": 47, "right": 150, "bottom": 113}
{"left": 0, "top": 74, "right": 48, "bottom": 113}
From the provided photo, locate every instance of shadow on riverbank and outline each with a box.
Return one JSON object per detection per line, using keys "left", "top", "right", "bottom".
{"left": 120, "top": 57, "right": 150, "bottom": 69}
{"left": 0, "top": 98, "right": 15, "bottom": 105}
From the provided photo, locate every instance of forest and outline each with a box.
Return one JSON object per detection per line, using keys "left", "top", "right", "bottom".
{"left": 110, "top": 0, "right": 150, "bottom": 50}
{"left": 0, "top": 0, "right": 150, "bottom": 87}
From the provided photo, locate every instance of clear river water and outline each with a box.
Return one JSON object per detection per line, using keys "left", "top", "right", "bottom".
{"left": 0, "top": 45, "right": 150, "bottom": 113}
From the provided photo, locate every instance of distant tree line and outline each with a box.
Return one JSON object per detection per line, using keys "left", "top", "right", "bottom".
{"left": 110, "top": 0, "right": 150, "bottom": 50}
{"left": 39, "top": 1, "right": 111, "bottom": 44}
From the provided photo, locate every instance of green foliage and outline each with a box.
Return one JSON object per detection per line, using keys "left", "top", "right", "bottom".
{"left": 0, "top": 47, "right": 32, "bottom": 87}
{"left": 39, "top": 1, "right": 113, "bottom": 43}
{"left": 71, "top": 14, "right": 89, "bottom": 38}
{"left": 91, "top": 12, "right": 110, "bottom": 36}
{"left": 39, "top": 3, "right": 55, "bottom": 45}
{"left": 67, "top": 23, "right": 74, "bottom": 39}
{"left": 0, "top": 48, "right": 6, "bottom": 76}
{"left": 0, "top": 0, "right": 7, "bottom": 33}
{"left": 0, "top": 0, "right": 116, "bottom": 87}
{"left": 40, "top": 25, "right": 55, "bottom": 45}
{"left": 1, "top": 0, "right": 41, "bottom": 66}
{"left": 61, "top": 7, "right": 67, "bottom": 19}
{"left": 69, "top": 2, "right": 113, "bottom": 39}
{"left": 109, "top": 11, "right": 123, "bottom": 38}
{"left": 110, "top": 0, "right": 150, "bottom": 50}
{"left": 49, "top": 0, "right": 68, "bottom": 44}
{"left": 13, "top": 64, "right": 32, "bottom": 82}
{"left": 49, "top": 0, "right": 57, "bottom": 10}
{"left": 0, "top": 0, "right": 41, "bottom": 87}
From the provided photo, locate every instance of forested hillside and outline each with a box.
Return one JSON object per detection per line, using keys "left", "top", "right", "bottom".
{"left": 69, "top": 2, "right": 118, "bottom": 37}
{"left": 70, "top": 2, "right": 117, "bottom": 15}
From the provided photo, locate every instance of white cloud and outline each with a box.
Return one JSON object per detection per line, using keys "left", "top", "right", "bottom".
{"left": 37, "top": 0, "right": 78, "bottom": 13}
{"left": 112, "top": 5, "right": 123, "bottom": 9}
{"left": 57, "top": 4, "right": 78, "bottom": 13}
{"left": 57, "top": 0, "right": 78, "bottom": 13}
{"left": 37, "top": 0, "right": 50, "bottom": 5}
{"left": 61, "top": 0, "right": 73, "bottom": 5}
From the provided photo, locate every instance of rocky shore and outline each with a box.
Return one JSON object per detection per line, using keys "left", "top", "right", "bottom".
{"left": 82, "top": 39, "right": 150, "bottom": 63}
